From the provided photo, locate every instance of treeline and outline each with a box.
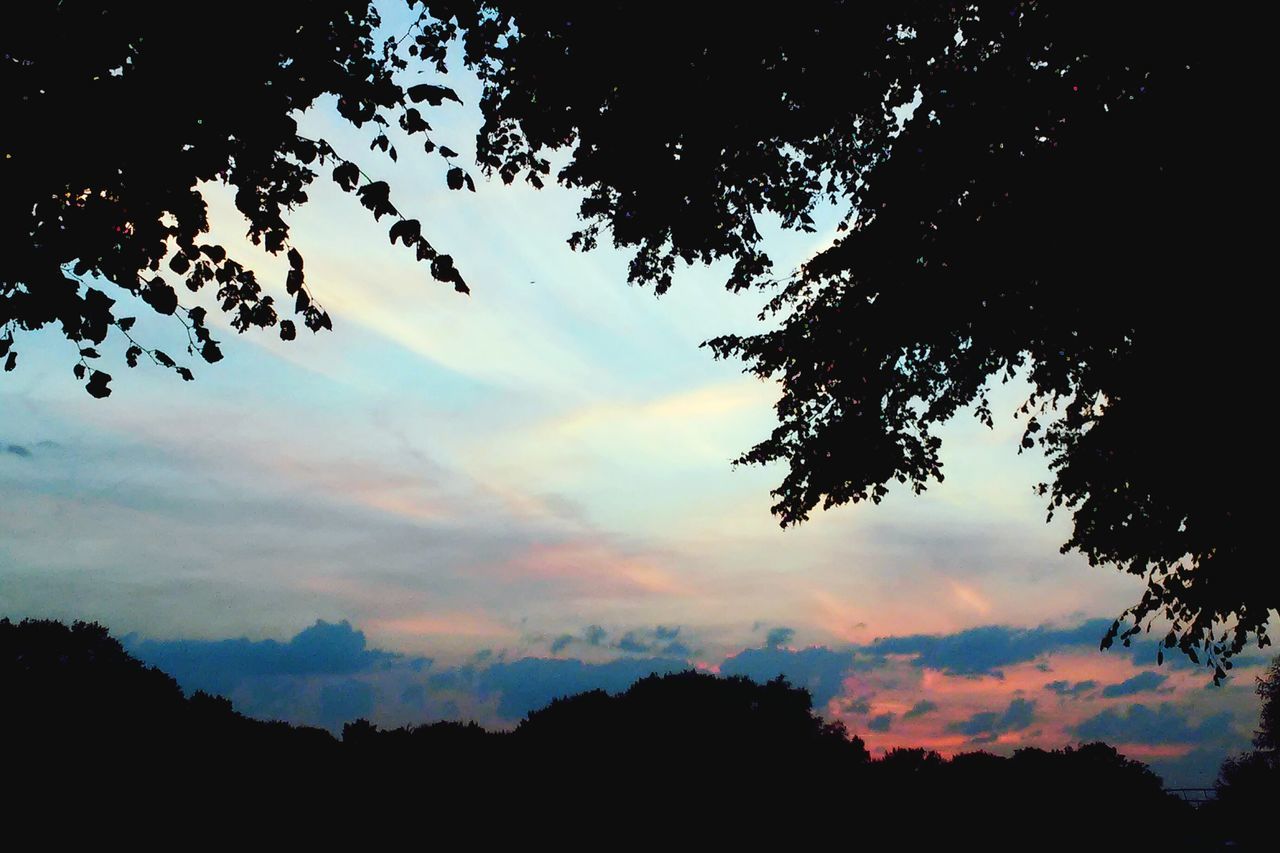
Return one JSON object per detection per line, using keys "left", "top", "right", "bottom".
{"left": 1, "top": 618, "right": 1267, "bottom": 848}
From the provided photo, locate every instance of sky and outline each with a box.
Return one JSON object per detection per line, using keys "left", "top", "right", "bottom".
{"left": 0, "top": 10, "right": 1269, "bottom": 788}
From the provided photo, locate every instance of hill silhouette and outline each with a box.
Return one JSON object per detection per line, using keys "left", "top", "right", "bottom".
{"left": 2, "top": 618, "right": 1222, "bottom": 848}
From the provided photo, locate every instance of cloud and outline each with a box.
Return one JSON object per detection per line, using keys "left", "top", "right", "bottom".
{"left": 946, "top": 698, "right": 1037, "bottom": 741}
{"left": 869, "top": 619, "right": 1114, "bottom": 677}
{"left": 470, "top": 655, "right": 692, "bottom": 719}
{"left": 550, "top": 634, "right": 574, "bottom": 654}
{"left": 868, "top": 712, "right": 895, "bottom": 732}
{"left": 401, "top": 683, "right": 426, "bottom": 707}
{"left": 125, "top": 619, "right": 406, "bottom": 696}
{"left": 4, "top": 444, "right": 32, "bottom": 458}
{"left": 661, "top": 640, "right": 692, "bottom": 657}
{"left": 583, "top": 625, "right": 607, "bottom": 646}
{"left": 655, "top": 625, "right": 680, "bottom": 641}
{"left": 319, "top": 679, "right": 375, "bottom": 727}
{"left": 720, "top": 644, "right": 854, "bottom": 707}
{"left": 765, "top": 627, "right": 795, "bottom": 649}
{"left": 1045, "top": 679, "right": 1098, "bottom": 698}
{"left": 1100, "top": 672, "right": 1168, "bottom": 698}
{"left": 903, "top": 700, "right": 938, "bottom": 719}
{"left": 616, "top": 632, "right": 651, "bottom": 654}
{"left": 1072, "top": 703, "right": 1232, "bottom": 745}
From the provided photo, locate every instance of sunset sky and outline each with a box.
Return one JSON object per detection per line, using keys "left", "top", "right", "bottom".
{"left": 0, "top": 15, "right": 1267, "bottom": 789}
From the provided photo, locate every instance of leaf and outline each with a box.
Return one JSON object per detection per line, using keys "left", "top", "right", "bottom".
{"left": 176, "top": 367, "right": 195, "bottom": 381}
{"left": 73, "top": 363, "right": 86, "bottom": 379}
{"left": 125, "top": 345, "right": 142, "bottom": 367}
{"left": 142, "top": 277, "right": 178, "bottom": 315}
{"left": 154, "top": 350, "right": 175, "bottom": 368}
{"left": 3, "top": 351, "right": 14, "bottom": 371}
{"left": 356, "top": 181, "right": 394, "bottom": 219}
{"left": 279, "top": 320, "right": 297, "bottom": 341}
{"left": 399, "top": 108, "right": 431, "bottom": 134}
{"left": 85, "top": 370, "right": 112, "bottom": 398}
{"left": 446, "top": 167, "right": 465, "bottom": 191}
{"left": 117, "top": 317, "right": 136, "bottom": 332}
{"left": 200, "top": 339, "right": 223, "bottom": 363}
{"left": 333, "top": 161, "right": 360, "bottom": 192}
{"left": 389, "top": 219, "right": 421, "bottom": 246}
{"left": 287, "top": 247, "right": 304, "bottom": 271}
{"left": 294, "top": 139, "right": 317, "bottom": 164}
{"left": 439, "top": 146, "right": 459, "bottom": 159}
{"left": 406, "top": 83, "right": 461, "bottom": 106}
{"left": 431, "top": 254, "right": 469, "bottom": 294}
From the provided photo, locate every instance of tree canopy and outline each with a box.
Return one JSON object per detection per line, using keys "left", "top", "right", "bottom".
{"left": 3, "top": 2, "right": 1266, "bottom": 672}
{"left": 1, "top": 1, "right": 474, "bottom": 395}
{"left": 454, "top": 2, "right": 1269, "bottom": 673}
{"left": 5, "top": 617, "right": 1204, "bottom": 848}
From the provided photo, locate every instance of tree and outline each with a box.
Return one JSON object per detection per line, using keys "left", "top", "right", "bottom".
{"left": 1, "top": 1, "right": 475, "bottom": 396}
{"left": 1210, "top": 656, "right": 1280, "bottom": 845}
{"left": 5, "top": 3, "right": 1267, "bottom": 673}
{"left": 453, "top": 2, "right": 1269, "bottom": 671}
{"left": 1252, "top": 655, "right": 1280, "bottom": 756}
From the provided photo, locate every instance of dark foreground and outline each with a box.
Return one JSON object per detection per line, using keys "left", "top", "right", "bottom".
{"left": 3, "top": 618, "right": 1271, "bottom": 849}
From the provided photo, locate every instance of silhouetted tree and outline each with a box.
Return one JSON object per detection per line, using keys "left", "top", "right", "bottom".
{"left": 1253, "top": 655, "right": 1280, "bottom": 756}
{"left": 454, "top": 2, "right": 1268, "bottom": 672}
{"left": 6, "top": 4, "right": 1264, "bottom": 675}
{"left": 1206, "top": 655, "right": 1280, "bottom": 848}
{"left": 3, "top": 617, "right": 1204, "bottom": 848}
{"left": 1, "top": 1, "right": 474, "bottom": 395}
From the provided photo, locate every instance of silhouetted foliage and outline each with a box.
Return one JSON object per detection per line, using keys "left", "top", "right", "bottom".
{"left": 3, "top": 617, "right": 1209, "bottom": 848}
{"left": 451, "top": 2, "right": 1268, "bottom": 673}
{"left": 5, "top": 3, "right": 1263, "bottom": 673}
{"left": 1207, "top": 655, "right": 1280, "bottom": 847}
{"left": 1, "top": 1, "right": 474, "bottom": 395}
{"left": 1253, "top": 655, "right": 1280, "bottom": 755}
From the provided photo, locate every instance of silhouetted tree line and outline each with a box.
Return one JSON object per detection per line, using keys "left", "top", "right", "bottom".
{"left": 8, "top": 618, "right": 1271, "bottom": 847}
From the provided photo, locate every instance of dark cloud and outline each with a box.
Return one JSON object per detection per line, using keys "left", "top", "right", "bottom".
{"left": 1148, "top": 744, "right": 1251, "bottom": 790}
{"left": 765, "top": 627, "right": 795, "bottom": 649}
{"left": 400, "top": 683, "right": 426, "bottom": 707}
{"left": 549, "top": 634, "right": 574, "bottom": 654}
{"left": 720, "top": 645, "right": 853, "bottom": 707}
{"left": 474, "top": 656, "right": 691, "bottom": 719}
{"left": 903, "top": 700, "right": 938, "bottom": 719}
{"left": 1100, "top": 671, "right": 1168, "bottom": 698}
{"left": 5, "top": 444, "right": 32, "bottom": 458}
{"left": 616, "top": 632, "right": 651, "bottom": 654}
{"left": 1045, "top": 679, "right": 1098, "bottom": 698}
{"left": 583, "top": 625, "right": 607, "bottom": 646}
{"left": 661, "top": 640, "right": 691, "bottom": 658}
{"left": 1072, "top": 703, "right": 1233, "bottom": 745}
{"left": 869, "top": 619, "right": 1114, "bottom": 677}
{"left": 319, "top": 679, "right": 375, "bottom": 728}
{"left": 844, "top": 695, "right": 873, "bottom": 715}
{"left": 868, "top": 712, "right": 894, "bottom": 732}
{"left": 654, "top": 625, "right": 680, "bottom": 641}
{"left": 125, "top": 619, "right": 405, "bottom": 696}
{"left": 946, "top": 698, "right": 1037, "bottom": 740}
